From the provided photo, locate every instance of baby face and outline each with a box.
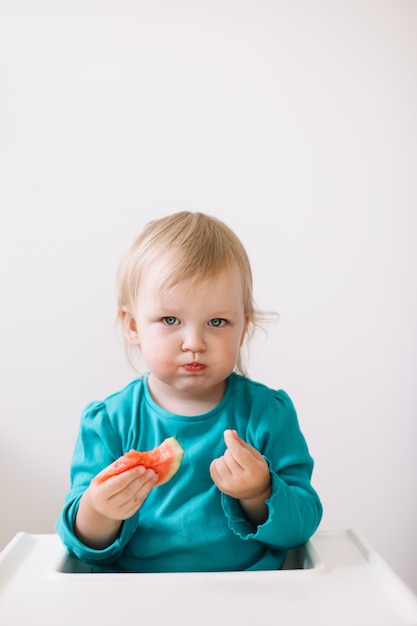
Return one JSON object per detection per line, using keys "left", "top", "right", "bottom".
{"left": 123, "top": 264, "right": 248, "bottom": 414}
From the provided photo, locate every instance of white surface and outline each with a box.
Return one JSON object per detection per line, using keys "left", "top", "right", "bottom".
{"left": 1, "top": 530, "right": 417, "bottom": 626}
{"left": 0, "top": 0, "right": 416, "bottom": 596}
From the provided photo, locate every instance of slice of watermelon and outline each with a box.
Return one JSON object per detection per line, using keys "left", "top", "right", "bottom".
{"left": 92, "top": 437, "right": 184, "bottom": 487}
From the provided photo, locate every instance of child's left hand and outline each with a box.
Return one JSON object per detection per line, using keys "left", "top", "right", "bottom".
{"left": 209, "top": 430, "right": 271, "bottom": 525}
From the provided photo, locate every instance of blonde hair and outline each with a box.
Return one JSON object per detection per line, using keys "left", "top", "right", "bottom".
{"left": 117, "top": 211, "right": 273, "bottom": 375}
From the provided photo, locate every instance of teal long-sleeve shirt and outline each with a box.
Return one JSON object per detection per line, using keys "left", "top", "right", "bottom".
{"left": 56, "top": 373, "right": 322, "bottom": 572}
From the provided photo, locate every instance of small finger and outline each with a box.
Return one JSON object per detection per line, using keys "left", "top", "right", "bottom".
{"left": 98, "top": 465, "right": 155, "bottom": 496}
{"left": 223, "top": 430, "right": 250, "bottom": 468}
{"left": 224, "top": 429, "right": 254, "bottom": 451}
{"left": 132, "top": 467, "right": 158, "bottom": 487}
{"left": 112, "top": 469, "right": 157, "bottom": 508}
{"left": 209, "top": 457, "right": 230, "bottom": 483}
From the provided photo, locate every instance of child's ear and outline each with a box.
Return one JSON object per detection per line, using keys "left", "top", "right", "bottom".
{"left": 119, "top": 307, "right": 140, "bottom": 346}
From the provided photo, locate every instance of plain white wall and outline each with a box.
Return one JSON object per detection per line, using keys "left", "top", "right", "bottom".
{"left": 1, "top": 0, "right": 416, "bottom": 592}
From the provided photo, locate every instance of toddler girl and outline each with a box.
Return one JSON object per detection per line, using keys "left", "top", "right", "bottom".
{"left": 57, "top": 211, "right": 322, "bottom": 572}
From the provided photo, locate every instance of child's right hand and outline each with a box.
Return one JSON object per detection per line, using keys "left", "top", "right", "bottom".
{"left": 74, "top": 465, "right": 157, "bottom": 549}
{"left": 89, "top": 464, "right": 158, "bottom": 521}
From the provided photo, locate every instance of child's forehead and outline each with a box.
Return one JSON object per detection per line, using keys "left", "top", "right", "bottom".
{"left": 138, "top": 262, "right": 242, "bottom": 299}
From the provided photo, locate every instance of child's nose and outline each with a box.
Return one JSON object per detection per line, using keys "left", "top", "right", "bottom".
{"left": 181, "top": 328, "right": 207, "bottom": 353}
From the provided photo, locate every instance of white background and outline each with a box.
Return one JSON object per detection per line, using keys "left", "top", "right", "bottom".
{"left": 1, "top": 0, "right": 416, "bottom": 593}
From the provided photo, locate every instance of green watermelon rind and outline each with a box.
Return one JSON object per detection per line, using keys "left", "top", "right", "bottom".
{"left": 151, "top": 436, "right": 184, "bottom": 486}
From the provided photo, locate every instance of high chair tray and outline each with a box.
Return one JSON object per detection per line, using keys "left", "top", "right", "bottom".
{"left": 1, "top": 529, "right": 416, "bottom": 625}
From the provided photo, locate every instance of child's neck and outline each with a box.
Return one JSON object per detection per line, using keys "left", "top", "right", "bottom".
{"left": 147, "top": 375, "right": 227, "bottom": 416}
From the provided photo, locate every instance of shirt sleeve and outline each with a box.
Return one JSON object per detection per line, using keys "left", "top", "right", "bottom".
{"left": 221, "top": 390, "right": 323, "bottom": 549}
{"left": 55, "top": 401, "right": 138, "bottom": 565}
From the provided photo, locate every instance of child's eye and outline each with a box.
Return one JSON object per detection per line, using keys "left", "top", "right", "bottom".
{"left": 208, "top": 318, "right": 226, "bottom": 327}
{"left": 162, "top": 316, "right": 180, "bottom": 326}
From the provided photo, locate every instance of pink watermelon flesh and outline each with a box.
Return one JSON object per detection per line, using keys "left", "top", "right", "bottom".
{"left": 93, "top": 437, "right": 184, "bottom": 486}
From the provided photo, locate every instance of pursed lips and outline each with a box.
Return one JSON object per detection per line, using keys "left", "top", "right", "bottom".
{"left": 183, "top": 362, "right": 206, "bottom": 372}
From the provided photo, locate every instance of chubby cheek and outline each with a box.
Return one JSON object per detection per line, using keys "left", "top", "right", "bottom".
{"left": 140, "top": 338, "right": 175, "bottom": 370}
{"left": 216, "top": 340, "right": 242, "bottom": 368}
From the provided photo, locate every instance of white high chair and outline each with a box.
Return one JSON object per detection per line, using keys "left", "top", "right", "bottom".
{"left": 1, "top": 529, "right": 417, "bottom": 625}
